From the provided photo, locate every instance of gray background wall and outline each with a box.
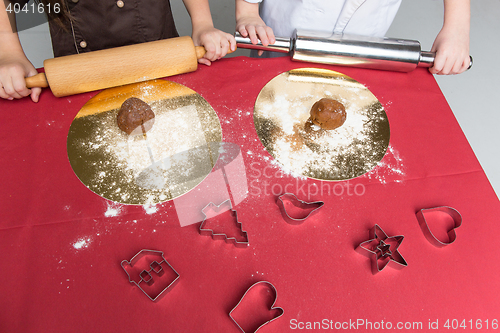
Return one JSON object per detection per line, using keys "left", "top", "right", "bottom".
{"left": 17, "top": 0, "right": 499, "bottom": 197}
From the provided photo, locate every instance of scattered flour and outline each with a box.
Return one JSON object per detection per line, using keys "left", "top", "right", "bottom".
{"left": 143, "top": 204, "right": 158, "bottom": 214}
{"left": 73, "top": 237, "right": 92, "bottom": 250}
{"left": 104, "top": 202, "right": 122, "bottom": 217}
{"left": 364, "top": 145, "right": 406, "bottom": 184}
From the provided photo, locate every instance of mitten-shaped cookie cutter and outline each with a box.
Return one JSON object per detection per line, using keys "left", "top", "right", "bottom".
{"left": 229, "top": 281, "right": 284, "bottom": 333}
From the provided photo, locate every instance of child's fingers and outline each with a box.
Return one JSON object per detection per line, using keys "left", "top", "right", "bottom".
{"left": 452, "top": 63, "right": 464, "bottom": 75}
{"left": 254, "top": 26, "right": 270, "bottom": 46}
{"left": 244, "top": 25, "right": 260, "bottom": 45}
{"left": 12, "top": 74, "right": 31, "bottom": 98}
{"left": 446, "top": 58, "right": 462, "bottom": 75}
{"left": 215, "top": 33, "right": 234, "bottom": 59}
{"left": 198, "top": 57, "right": 212, "bottom": 66}
{"left": 0, "top": 86, "right": 11, "bottom": 100}
{"left": 450, "top": 58, "right": 468, "bottom": 75}
{"left": 239, "top": 24, "right": 274, "bottom": 47}
{"left": 429, "top": 56, "right": 444, "bottom": 75}
{"left": 439, "top": 56, "right": 455, "bottom": 75}
{"left": 30, "top": 87, "right": 41, "bottom": 103}
{"left": 0, "top": 64, "right": 35, "bottom": 99}
{"left": 203, "top": 35, "right": 229, "bottom": 62}
{"left": 264, "top": 26, "right": 276, "bottom": 44}
{"left": 0, "top": 77, "right": 11, "bottom": 99}
{"left": 0, "top": 76, "right": 24, "bottom": 99}
{"left": 463, "top": 56, "right": 472, "bottom": 72}
{"left": 219, "top": 37, "right": 230, "bottom": 58}
{"left": 226, "top": 33, "right": 237, "bottom": 52}
{"left": 455, "top": 55, "right": 471, "bottom": 74}
{"left": 202, "top": 42, "right": 217, "bottom": 62}
{"left": 236, "top": 25, "right": 249, "bottom": 38}
{"left": 197, "top": 29, "right": 237, "bottom": 64}
{"left": 25, "top": 69, "right": 41, "bottom": 101}
{"left": 439, "top": 54, "right": 469, "bottom": 75}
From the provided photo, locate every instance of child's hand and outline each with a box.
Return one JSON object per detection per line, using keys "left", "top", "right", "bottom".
{"left": 193, "top": 27, "right": 236, "bottom": 66}
{"left": 429, "top": 0, "right": 470, "bottom": 75}
{"left": 236, "top": 16, "right": 275, "bottom": 48}
{"left": 429, "top": 26, "right": 470, "bottom": 75}
{"left": 0, "top": 56, "right": 41, "bottom": 102}
{"left": 235, "top": 0, "right": 274, "bottom": 56}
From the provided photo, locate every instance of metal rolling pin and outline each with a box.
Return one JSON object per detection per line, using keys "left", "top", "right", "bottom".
{"left": 235, "top": 29, "right": 472, "bottom": 72}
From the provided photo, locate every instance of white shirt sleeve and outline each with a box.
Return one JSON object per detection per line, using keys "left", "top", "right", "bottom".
{"left": 243, "top": 0, "right": 262, "bottom": 3}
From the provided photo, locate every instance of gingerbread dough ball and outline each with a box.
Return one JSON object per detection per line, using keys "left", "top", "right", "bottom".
{"left": 309, "top": 98, "right": 346, "bottom": 130}
{"left": 117, "top": 97, "right": 155, "bottom": 135}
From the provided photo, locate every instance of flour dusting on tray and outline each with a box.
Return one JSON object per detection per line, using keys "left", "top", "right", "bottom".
{"left": 253, "top": 68, "right": 390, "bottom": 181}
{"left": 67, "top": 88, "right": 222, "bottom": 205}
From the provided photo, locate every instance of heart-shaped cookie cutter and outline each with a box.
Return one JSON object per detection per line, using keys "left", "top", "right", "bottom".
{"left": 276, "top": 193, "right": 324, "bottom": 225}
{"left": 416, "top": 206, "right": 462, "bottom": 247}
{"left": 229, "top": 281, "right": 284, "bottom": 333}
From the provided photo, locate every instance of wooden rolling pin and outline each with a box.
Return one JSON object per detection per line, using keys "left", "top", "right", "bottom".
{"left": 25, "top": 36, "right": 225, "bottom": 97}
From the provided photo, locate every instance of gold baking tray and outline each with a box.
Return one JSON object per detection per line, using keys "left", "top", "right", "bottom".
{"left": 67, "top": 79, "right": 222, "bottom": 205}
{"left": 254, "top": 68, "right": 390, "bottom": 181}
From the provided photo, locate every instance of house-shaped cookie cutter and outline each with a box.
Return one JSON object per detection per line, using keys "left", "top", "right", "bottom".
{"left": 121, "top": 249, "right": 180, "bottom": 302}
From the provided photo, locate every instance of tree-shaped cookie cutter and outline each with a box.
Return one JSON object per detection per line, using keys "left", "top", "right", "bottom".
{"left": 199, "top": 199, "right": 249, "bottom": 248}
{"left": 356, "top": 224, "right": 407, "bottom": 274}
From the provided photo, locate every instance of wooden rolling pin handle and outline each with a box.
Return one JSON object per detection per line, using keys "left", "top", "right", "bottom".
{"left": 195, "top": 46, "right": 207, "bottom": 59}
{"left": 25, "top": 73, "right": 49, "bottom": 89}
{"left": 195, "top": 44, "right": 236, "bottom": 59}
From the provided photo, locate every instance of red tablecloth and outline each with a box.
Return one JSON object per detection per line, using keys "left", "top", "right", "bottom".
{"left": 1, "top": 57, "right": 499, "bottom": 332}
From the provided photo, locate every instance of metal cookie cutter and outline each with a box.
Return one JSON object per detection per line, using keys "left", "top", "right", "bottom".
{"left": 121, "top": 249, "right": 180, "bottom": 302}
{"left": 416, "top": 206, "right": 462, "bottom": 247}
{"left": 229, "top": 281, "right": 284, "bottom": 333}
{"left": 276, "top": 193, "right": 324, "bottom": 225}
{"left": 199, "top": 199, "right": 249, "bottom": 248}
{"left": 356, "top": 224, "right": 407, "bottom": 274}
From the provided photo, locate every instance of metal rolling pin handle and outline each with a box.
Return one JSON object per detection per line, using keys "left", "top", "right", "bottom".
{"left": 418, "top": 51, "right": 473, "bottom": 70}
{"left": 234, "top": 32, "right": 292, "bottom": 53}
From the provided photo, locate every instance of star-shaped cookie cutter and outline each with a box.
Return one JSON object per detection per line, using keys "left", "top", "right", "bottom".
{"left": 199, "top": 199, "right": 249, "bottom": 248}
{"left": 356, "top": 224, "right": 407, "bottom": 274}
